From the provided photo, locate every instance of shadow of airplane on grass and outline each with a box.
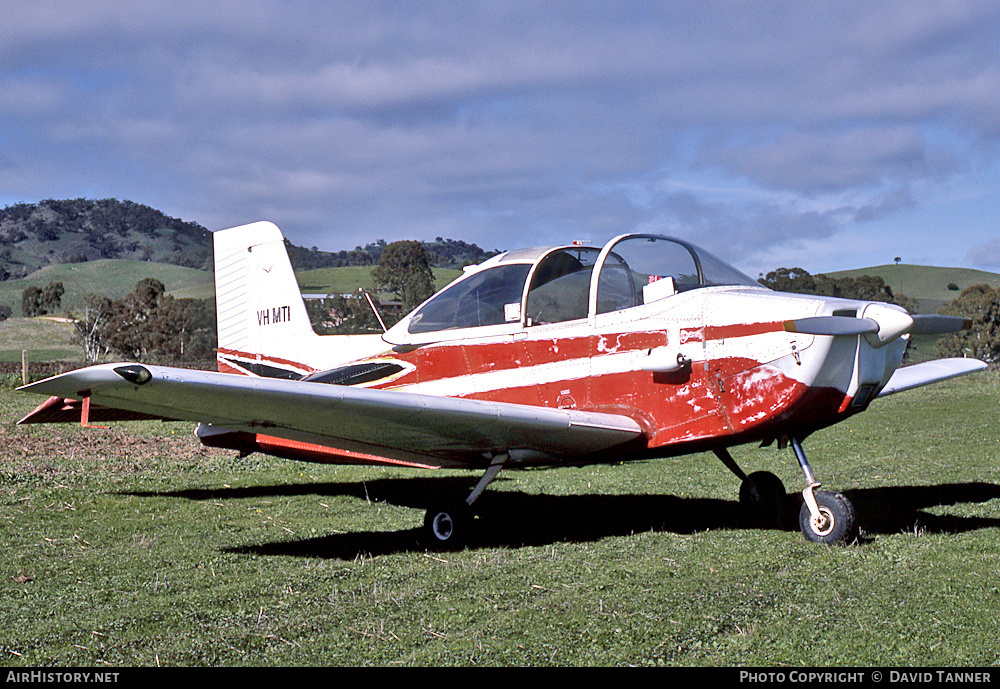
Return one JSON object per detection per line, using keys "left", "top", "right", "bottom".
{"left": 122, "top": 476, "right": 1000, "bottom": 560}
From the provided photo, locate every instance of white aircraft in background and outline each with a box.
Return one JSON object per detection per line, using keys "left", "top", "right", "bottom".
{"left": 19, "top": 222, "right": 985, "bottom": 547}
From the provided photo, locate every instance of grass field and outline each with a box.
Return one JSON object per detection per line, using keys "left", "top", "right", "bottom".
{"left": 0, "top": 262, "right": 461, "bottom": 315}
{"left": 0, "top": 318, "right": 79, "bottom": 365}
{"left": 296, "top": 265, "right": 462, "bottom": 297}
{"left": 1, "top": 369, "right": 998, "bottom": 667}
{"left": 4, "top": 257, "right": 997, "bottom": 319}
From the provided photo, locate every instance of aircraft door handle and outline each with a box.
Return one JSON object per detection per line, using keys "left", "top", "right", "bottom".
{"left": 640, "top": 347, "right": 690, "bottom": 373}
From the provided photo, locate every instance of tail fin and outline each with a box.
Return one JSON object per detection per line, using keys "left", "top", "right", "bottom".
{"left": 213, "top": 222, "right": 320, "bottom": 378}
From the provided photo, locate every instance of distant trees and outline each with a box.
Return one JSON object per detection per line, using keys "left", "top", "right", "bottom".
{"left": 21, "top": 281, "right": 65, "bottom": 317}
{"left": 71, "top": 278, "right": 216, "bottom": 363}
{"left": 935, "top": 284, "right": 1000, "bottom": 364}
{"left": 758, "top": 267, "right": 917, "bottom": 312}
{"left": 305, "top": 293, "right": 385, "bottom": 335}
{"left": 285, "top": 235, "right": 496, "bottom": 271}
{"left": 21, "top": 287, "right": 43, "bottom": 317}
{"left": 303, "top": 240, "right": 440, "bottom": 335}
{"left": 73, "top": 294, "right": 114, "bottom": 362}
{"left": 371, "top": 240, "right": 436, "bottom": 313}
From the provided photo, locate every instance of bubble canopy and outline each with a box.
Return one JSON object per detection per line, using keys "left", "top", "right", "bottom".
{"left": 383, "top": 234, "right": 761, "bottom": 345}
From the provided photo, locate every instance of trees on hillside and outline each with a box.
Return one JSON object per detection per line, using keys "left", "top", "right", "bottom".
{"left": 71, "top": 279, "right": 216, "bottom": 363}
{"left": 0, "top": 198, "right": 213, "bottom": 271}
{"left": 21, "top": 281, "right": 65, "bottom": 316}
{"left": 371, "top": 240, "right": 436, "bottom": 313}
{"left": 284, "top": 235, "right": 496, "bottom": 271}
{"left": 758, "top": 267, "right": 917, "bottom": 312}
{"left": 935, "top": 284, "right": 1000, "bottom": 364}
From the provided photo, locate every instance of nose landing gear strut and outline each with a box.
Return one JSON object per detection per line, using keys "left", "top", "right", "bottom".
{"left": 789, "top": 437, "right": 857, "bottom": 544}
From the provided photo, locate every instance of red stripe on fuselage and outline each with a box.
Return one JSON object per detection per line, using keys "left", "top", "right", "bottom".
{"left": 704, "top": 321, "right": 786, "bottom": 341}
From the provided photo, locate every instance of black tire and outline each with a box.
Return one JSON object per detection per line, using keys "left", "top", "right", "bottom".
{"left": 798, "top": 491, "right": 856, "bottom": 544}
{"left": 739, "top": 471, "right": 788, "bottom": 528}
{"left": 422, "top": 501, "right": 470, "bottom": 549}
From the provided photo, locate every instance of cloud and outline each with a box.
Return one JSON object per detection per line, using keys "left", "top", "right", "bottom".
{"left": 706, "top": 127, "right": 958, "bottom": 192}
{"left": 2, "top": 1, "right": 1000, "bottom": 274}
{"left": 967, "top": 240, "right": 1000, "bottom": 270}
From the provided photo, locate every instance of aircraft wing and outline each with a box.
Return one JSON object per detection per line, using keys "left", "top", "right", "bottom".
{"left": 877, "top": 358, "right": 988, "bottom": 398}
{"left": 18, "top": 363, "right": 644, "bottom": 467}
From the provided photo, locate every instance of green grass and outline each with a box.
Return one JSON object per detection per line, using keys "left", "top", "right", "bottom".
{"left": 0, "top": 318, "right": 79, "bottom": 363}
{"left": 296, "top": 266, "right": 462, "bottom": 297}
{"left": 1, "top": 373, "right": 998, "bottom": 667}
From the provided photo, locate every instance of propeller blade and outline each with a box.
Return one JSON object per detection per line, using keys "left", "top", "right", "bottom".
{"left": 909, "top": 314, "right": 973, "bottom": 335}
{"left": 783, "top": 316, "right": 880, "bottom": 336}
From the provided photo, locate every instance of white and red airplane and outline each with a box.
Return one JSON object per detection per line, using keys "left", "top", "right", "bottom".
{"left": 18, "top": 222, "right": 986, "bottom": 546}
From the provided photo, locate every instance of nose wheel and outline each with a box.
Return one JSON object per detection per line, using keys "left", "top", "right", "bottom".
{"left": 738, "top": 470, "right": 789, "bottom": 528}
{"left": 798, "top": 490, "right": 856, "bottom": 544}
{"left": 714, "top": 448, "right": 789, "bottom": 528}
{"left": 790, "top": 437, "right": 857, "bottom": 544}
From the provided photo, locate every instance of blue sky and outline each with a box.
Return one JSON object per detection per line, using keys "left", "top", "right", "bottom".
{"left": 3, "top": 1, "right": 1000, "bottom": 278}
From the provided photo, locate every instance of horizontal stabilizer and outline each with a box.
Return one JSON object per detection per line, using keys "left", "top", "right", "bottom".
{"left": 877, "top": 358, "right": 987, "bottom": 398}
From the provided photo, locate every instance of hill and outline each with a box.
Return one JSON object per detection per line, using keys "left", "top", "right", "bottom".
{"left": 0, "top": 199, "right": 213, "bottom": 277}
{"left": 823, "top": 264, "right": 1000, "bottom": 313}
{"left": 0, "top": 260, "right": 215, "bottom": 313}
{"left": 0, "top": 199, "right": 497, "bottom": 281}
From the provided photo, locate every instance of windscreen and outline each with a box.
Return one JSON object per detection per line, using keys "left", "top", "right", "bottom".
{"left": 407, "top": 263, "right": 532, "bottom": 334}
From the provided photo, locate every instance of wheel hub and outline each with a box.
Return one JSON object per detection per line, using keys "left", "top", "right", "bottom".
{"left": 432, "top": 512, "right": 454, "bottom": 540}
{"left": 809, "top": 508, "right": 834, "bottom": 536}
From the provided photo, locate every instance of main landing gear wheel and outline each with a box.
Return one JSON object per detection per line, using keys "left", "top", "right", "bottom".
{"left": 798, "top": 490, "right": 856, "bottom": 544}
{"left": 423, "top": 501, "right": 471, "bottom": 549}
{"left": 739, "top": 471, "right": 788, "bottom": 528}
{"left": 421, "top": 453, "right": 508, "bottom": 550}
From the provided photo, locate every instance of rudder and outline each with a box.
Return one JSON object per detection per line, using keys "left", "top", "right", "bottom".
{"left": 213, "top": 222, "right": 318, "bottom": 378}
